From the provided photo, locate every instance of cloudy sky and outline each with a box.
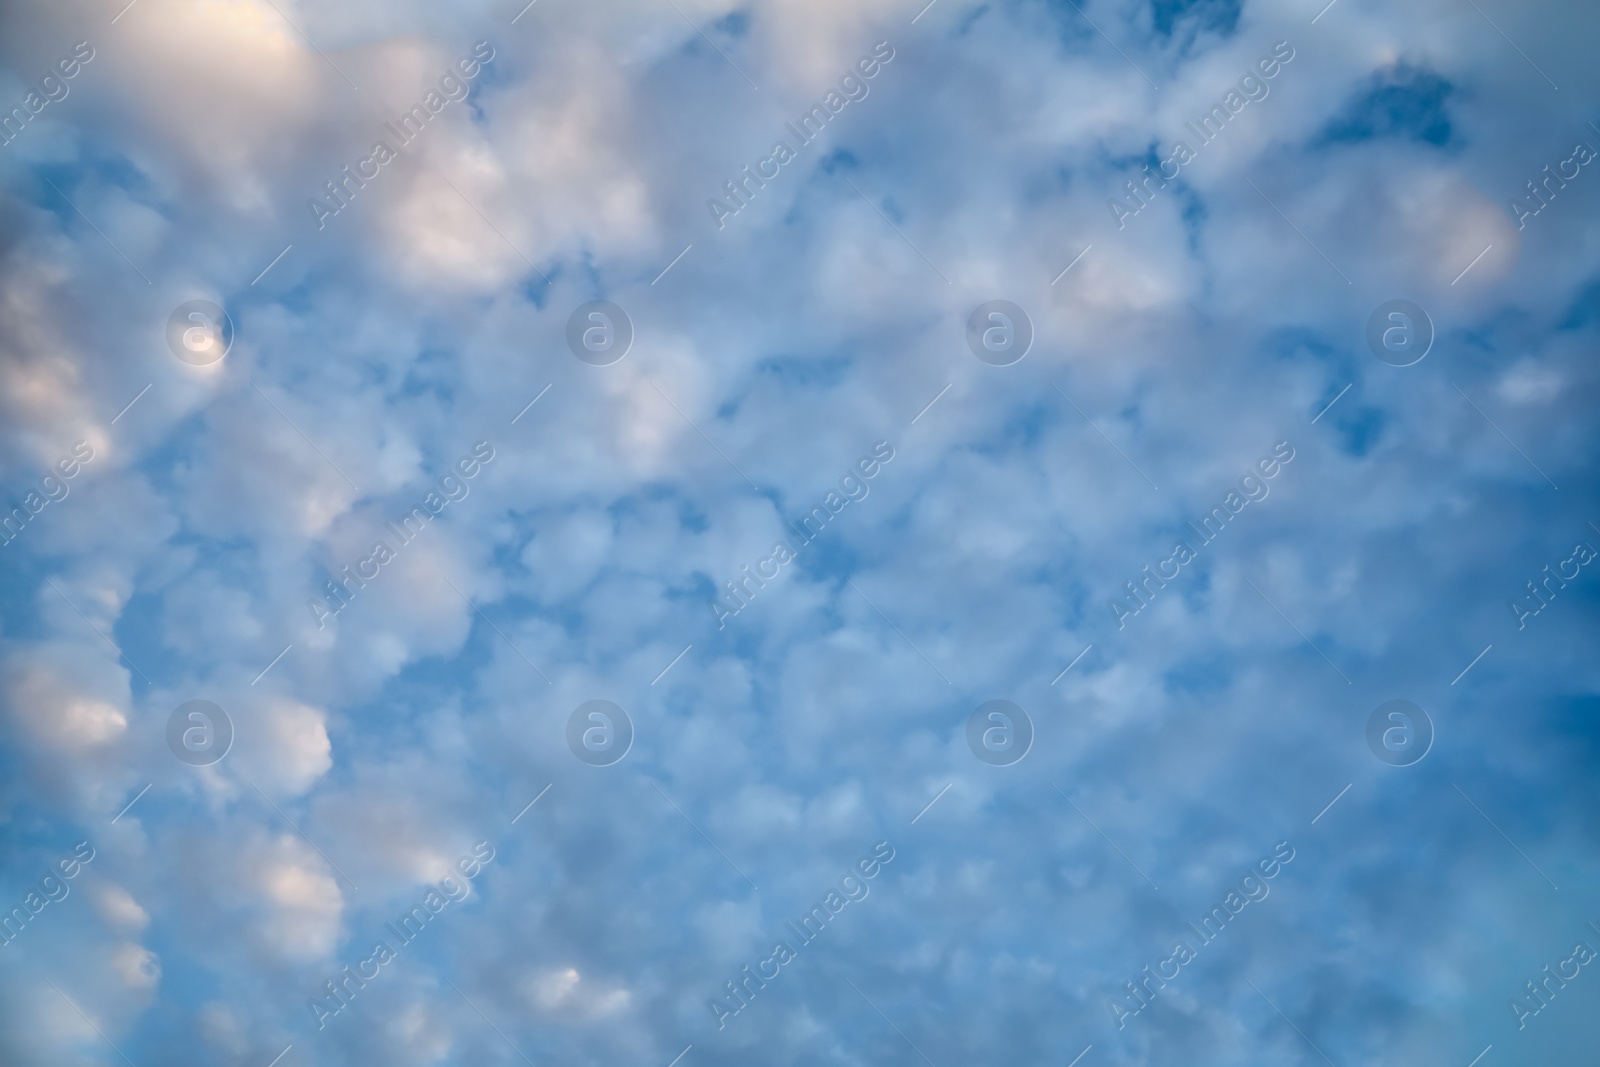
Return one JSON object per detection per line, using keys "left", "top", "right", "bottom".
{"left": 1, "top": 0, "right": 1597, "bottom": 1064}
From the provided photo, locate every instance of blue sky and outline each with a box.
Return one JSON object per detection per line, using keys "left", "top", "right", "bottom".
{"left": 1, "top": 0, "right": 1597, "bottom": 1064}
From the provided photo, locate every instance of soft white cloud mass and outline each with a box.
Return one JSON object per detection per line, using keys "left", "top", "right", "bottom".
{"left": 1, "top": 0, "right": 1598, "bottom": 1064}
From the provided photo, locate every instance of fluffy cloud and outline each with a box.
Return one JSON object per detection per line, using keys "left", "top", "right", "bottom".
{"left": 2, "top": 0, "right": 1598, "bottom": 1064}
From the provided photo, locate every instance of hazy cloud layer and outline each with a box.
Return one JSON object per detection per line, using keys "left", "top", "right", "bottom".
{"left": 1, "top": 0, "right": 1597, "bottom": 1065}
